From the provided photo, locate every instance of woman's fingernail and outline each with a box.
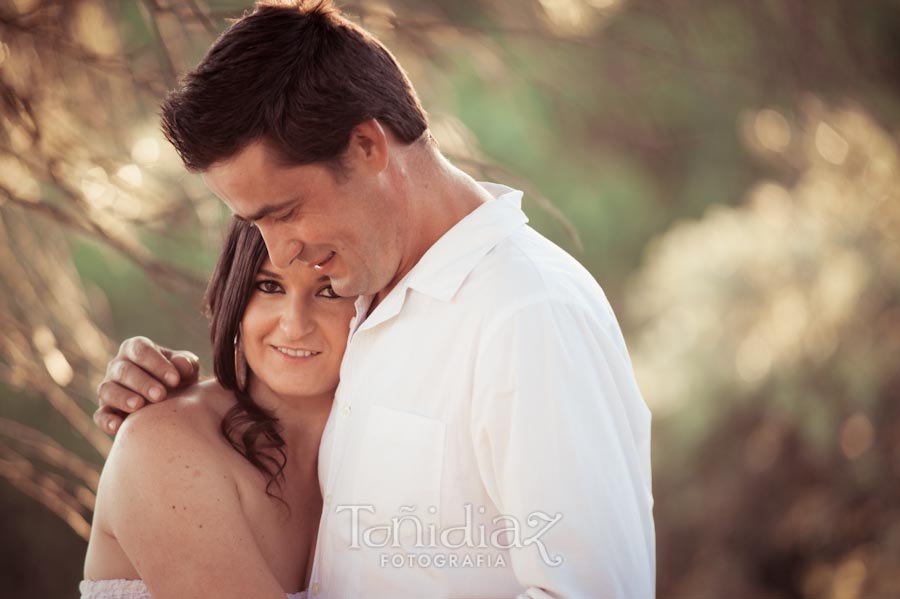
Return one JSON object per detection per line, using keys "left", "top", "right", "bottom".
{"left": 108, "top": 420, "right": 117, "bottom": 432}
{"left": 127, "top": 397, "right": 139, "bottom": 409}
{"left": 150, "top": 387, "right": 162, "bottom": 400}
{"left": 165, "top": 372, "right": 179, "bottom": 386}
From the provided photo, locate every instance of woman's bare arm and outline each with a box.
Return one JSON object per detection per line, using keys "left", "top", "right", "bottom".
{"left": 95, "top": 400, "right": 285, "bottom": 599}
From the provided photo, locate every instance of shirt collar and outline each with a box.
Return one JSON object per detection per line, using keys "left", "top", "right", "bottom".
{"left": 355, "top": 183, "right": 527, "bottom": 332}
{"left": 407, "top": 183, "right": 527, "bottom": 301}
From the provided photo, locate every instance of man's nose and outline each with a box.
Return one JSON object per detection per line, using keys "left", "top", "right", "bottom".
{"left": 257, "top": 226, "right": 302, "bottom": 270}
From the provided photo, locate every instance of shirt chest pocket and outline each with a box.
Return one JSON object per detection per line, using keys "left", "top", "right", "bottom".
{"left": 351, "top": 405, "right": 446, "bottom": 539}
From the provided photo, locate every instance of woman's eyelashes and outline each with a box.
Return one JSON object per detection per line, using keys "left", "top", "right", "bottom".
{"left": 253, "top": 279, "right": 340, "bottom": 299}
{"left": 317, "top": 285, "right": 340, "bottom": 299}
{"left": 254, "top": 279, "right": 283, "bottom": 294}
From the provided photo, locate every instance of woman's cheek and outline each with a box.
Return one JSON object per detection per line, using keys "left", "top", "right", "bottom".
{"left": 242, "top": 296, "right": 278, "bottom": 339}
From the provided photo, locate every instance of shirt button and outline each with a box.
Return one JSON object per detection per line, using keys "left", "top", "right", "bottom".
{"left": 341, "top": 405, "right": 352, "bottom": 417}
{"left": 311, "top": 582, "right": 320, "bottom": 595}
{"left": 324, "top": 494, "right": 332, "bottom": 507}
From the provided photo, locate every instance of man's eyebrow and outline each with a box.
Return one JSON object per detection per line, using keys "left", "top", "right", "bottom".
{"left": 236, "top": 196, "right": 300, "bottom": 223}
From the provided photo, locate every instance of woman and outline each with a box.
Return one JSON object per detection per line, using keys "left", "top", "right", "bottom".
{"left": 81, "top": 218, "right": 357, "bottom": 598}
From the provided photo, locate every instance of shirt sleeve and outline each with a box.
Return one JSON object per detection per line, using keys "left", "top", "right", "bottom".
{"left": 470, "top": 298, "right": 656, "bottom": 599}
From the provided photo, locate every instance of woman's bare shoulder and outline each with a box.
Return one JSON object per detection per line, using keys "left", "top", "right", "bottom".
{"left": 85, "top": 380, "right": 236, "bottom": 580}
{"left": 98, "top": 379, "right": 239, "bottom": 499}
{"left": 116, "top": 379, "right": 232, "bottom": 443}
{"left": 94, "top": 380, "right": 246, "bottom": 537}
{"left": 88, "top": 382, "right": 285, "bottom": 594}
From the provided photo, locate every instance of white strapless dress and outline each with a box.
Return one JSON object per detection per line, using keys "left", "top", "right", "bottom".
{"left": 79, "top": 579, "right": 308, "bottom": 598}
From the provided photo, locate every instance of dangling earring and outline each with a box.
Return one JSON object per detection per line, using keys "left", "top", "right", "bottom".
{"left": 234, "top": 328, "right": 248, "bottom": 392}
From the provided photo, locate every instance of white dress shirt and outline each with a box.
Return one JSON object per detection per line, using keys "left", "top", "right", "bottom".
{"left": 309, "top": 183, "right": 655, "bottom": 598}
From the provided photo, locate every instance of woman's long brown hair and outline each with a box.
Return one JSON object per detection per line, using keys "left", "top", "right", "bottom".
{"left": 204, "top": 217, "right": 287, "bottom": 501}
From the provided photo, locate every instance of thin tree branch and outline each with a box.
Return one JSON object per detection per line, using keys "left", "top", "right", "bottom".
{"left": 0, "top": 417, "right": 101, "bottom": 491}
{"left": 0, "top": 447, "right": 92, "bottom": 541}
{"left": 139, "top": 0, "right": 179, "bottom": 88}
{"left": 0, "top": 183, "right": 206, "bottom": 293}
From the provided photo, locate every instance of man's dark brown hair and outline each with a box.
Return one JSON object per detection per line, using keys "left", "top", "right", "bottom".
{"left": 160, "top": 0, "right": 428, "bottom": 172}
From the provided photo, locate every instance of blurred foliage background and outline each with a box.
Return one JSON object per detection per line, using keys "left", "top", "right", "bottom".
{"left": 1, "top": 0, "right": 898, "bottom": 596}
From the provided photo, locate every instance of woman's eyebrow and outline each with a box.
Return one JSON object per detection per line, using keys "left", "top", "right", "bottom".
{"left": 257, "top": 269, "right": 282, "bottom": 279}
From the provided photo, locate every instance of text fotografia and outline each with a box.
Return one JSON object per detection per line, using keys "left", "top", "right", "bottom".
{"left": 335, "top": 503, "right": 564, "bottom": 567}
{"left": 380, "top": 552, "right": 508, "bottom": 569}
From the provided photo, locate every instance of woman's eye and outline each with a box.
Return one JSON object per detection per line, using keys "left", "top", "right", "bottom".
{"left": 318, "top": 285, "right": 340, "bottom": 298}
{"left": 255, "top": 280, "right": 283, "bottom": 294}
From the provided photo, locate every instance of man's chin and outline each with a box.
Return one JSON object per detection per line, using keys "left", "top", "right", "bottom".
{"left": 330, "top": 281, "right": 357, "bottom": 299}
{"left": 331, "top": 269, "right": 390, "bottom": 299}
{"left": 331, "top": 276, "right": 365, "bottom": 298}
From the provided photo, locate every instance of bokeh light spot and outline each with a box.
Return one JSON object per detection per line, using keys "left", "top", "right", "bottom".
{"left": 116, "top": 164, "right": 143, "bottom": 188}
{"left": 754, "top": 109, "right": 792, "bottom": 152}
{"left": 131, "top": 137, "right": 160, "bottom": 165}
{"left": 840, "top": 413, "right": 874, "bottom": 460}
{"left": 815, "top": 122, "right": 850, "bottom": 164}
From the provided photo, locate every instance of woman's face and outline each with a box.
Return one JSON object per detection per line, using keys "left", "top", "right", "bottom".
{"left": 241, "top": 256, "right": 356, "bottom": 402}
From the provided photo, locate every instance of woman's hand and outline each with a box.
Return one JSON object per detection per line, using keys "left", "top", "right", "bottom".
{"left": 94, "top": 336, "right": 200, "bottom": 434}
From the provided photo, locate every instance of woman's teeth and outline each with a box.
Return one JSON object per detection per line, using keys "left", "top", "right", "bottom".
{"left": 274, "top": 347, "right": 318, "bottom": 357}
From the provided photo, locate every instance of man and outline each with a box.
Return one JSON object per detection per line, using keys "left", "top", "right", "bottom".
{"left": 95, "top": 1, "right": 655, "bottom": 597}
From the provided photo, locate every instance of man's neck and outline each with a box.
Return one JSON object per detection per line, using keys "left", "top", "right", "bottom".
{"left": 375, "top": 149, "right": 492, "bottom": 306}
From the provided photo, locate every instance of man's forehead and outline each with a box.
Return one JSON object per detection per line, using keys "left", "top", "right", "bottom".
{"left": 202, "top": 142, "right": 278, "bottom": 189}
{"left": 201, "top": 160, "right": 285, "bottom": 213}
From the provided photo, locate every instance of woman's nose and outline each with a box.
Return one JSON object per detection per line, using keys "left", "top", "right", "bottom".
{"left": 278, "top": 303, "right": 316, "bottom": 340}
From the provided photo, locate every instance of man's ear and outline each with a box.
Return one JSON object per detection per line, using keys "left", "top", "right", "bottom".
{"left": 346, "top": 118, "right": 389, "bottom": 174}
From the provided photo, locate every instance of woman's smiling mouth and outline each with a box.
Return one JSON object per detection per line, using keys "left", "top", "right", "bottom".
{"left": 272, "top": 346, "right": 320, "bottom": 358}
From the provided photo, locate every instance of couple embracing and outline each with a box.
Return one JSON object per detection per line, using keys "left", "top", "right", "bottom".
{"left": 82, "top": 2, "right": 655, "bottom": 597}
